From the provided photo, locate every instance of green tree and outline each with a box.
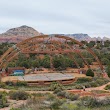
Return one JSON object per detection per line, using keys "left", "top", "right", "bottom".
{"left": 106, "top": 65, "right": 110, "bottom": 77}
{"left": 87, "top": 41, "right": 95, "bottom": 48}
{"left": 41, "top": 55, "right": 50, "bottom": 68}
{"left": 8, "top": 62, "right": 16, "bottom": 67}
{"left": 101, "top": 58, "right": 109, "bottom": 65}
{"left": 86, "top": 69, "right": 94, "bottom": 77}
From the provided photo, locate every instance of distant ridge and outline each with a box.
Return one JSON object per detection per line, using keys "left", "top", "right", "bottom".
{"left": 53, "top": 34, "right": 110, "bottom": 41}
{"left": 0, "top": 25, "right": 110, "bottom": 43}
{"left": 63, "top": 33, "right": 91, "bottom": 41}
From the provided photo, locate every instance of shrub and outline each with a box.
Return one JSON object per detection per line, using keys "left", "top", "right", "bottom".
{"left": 9, "top": 91, "right": 29, "bottom": 100}
{"left": 95, "top": 79, "right": 105, "bottom": 86}
{"left": 58, "top": 92, "right": 80, "bottom": 101}
{"left": 56, "top": 67, "right": 65, "bottom": 71}
{"left": 53, "top": 88, "right": 62, "bottom": 94}
{"left": 0, "top": 83, "right": 6, "bottom": 88}
{"left": 106, "top": 65, "right": 110, "bottom": 77}
{"left": 10, "top": 108, "right": 21, "bottom": 110}
{"left": 76, "top": 77, "right": 92, "bottom": 83}
{"left": 69, "top": 94, "right": 79, "bottom": 101}
{"left": 0, "top": 91, "right": 8, "bottom": 96}
{"left": 74, "top": 84, "right": 83, "bottom": 89}
{"left": 89, "top": 82, "right": 98, "bottom": 87}
{"left": 83, "top": 83, "right": 91, "bottom": 88}
{"left": 0, "top": 93, "right": 9, "bottom": 108}
{"left": 79, "top": 96, "right": 110, "bottom": 108}
{"left": 46, "top": 94, "right": 56, "bottom": 101}
{"left": 31, "top": 93, "right": 44, "bottom": 98}
{"left": 79, "top": 96, "right": 99, "bottom": 107}
{"left": 5, "top": 81, "right": 14, "bottom": 86}
{"left": 100, "top": 97, "right": 110, "bottom": 105}
{"left": 86, "top": 69, "right": 94, "bottom": 77}
{"left": 64, "top": 92, "right": 70, "bottom": 99}
{"left": 50, "top": 98, "right": 65, "bottom": 109}
{"left": 105, "top": 84, "right": 110, "bottom": 90}
{"left": 57, "top": 91, "right": 66, "bottom": 97}
{"left": 103, "top": 78, "right": 110, "bottom": 83}
{"left": 16, "top": 81, "right": 27, "bottom": 86}
{"left": 61, "top": 103, "right": 78, "bottom": 110}
{"left": 50, "top": 82, "right": 64, "bottom": 91}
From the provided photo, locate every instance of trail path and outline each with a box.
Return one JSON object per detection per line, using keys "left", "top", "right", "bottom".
{"left": 0, "top": 82, "right": 110, "bottom": 110}
{"left": 0, "top": 82, "right": 110, "bottom": 93}
{"left": 68, "top": 82, "right": 110, "bottom": 92}
{"left": 86, "top": 82, "right": 110, "bottom": 91}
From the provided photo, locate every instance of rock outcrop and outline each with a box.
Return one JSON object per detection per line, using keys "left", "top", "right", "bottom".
{"left": 0, "top": 25, "right": 41, "bottom": 43}
{"left": 0, "top": 26, "right": 110, "bottom": 43}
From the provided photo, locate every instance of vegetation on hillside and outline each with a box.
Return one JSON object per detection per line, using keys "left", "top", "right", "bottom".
{"left": 86, "top": 69, "right": 94, "bottom": 77}
{"left": 0, "top": 41, "right": 110, "bottom": 71}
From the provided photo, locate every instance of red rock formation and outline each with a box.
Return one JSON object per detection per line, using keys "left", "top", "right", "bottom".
{"left": 0, "top": 25, "right": 41, "bottom": 43}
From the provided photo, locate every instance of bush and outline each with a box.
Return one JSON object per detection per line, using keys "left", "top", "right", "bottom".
{"left": 74, "top": 84, "right": 83, "bottom": 89}
{"left": 9, "top": 91, "right": 29, "bottom": 100}
{"left": 103, "top": 78, "right": 110, "bottom": 83}
{"left": 0, "top": 93, "right": 9, "bottom": 108}
{"left": 10, "top": 108, "right": 21, "bottom": 110}
{"left": 86, "top": 69, "right": 94, "bottom": 77}
{"left": 57, "top": 91, "right": 66, "bottom": 97}
{"left": 95, "top": 79, "right": 105, "bottom": 86}
{"left": 106, "top": 65, "right": 110, "bottom": 77}
{"left": 0, "top": 91, "right": 8, "bottom": 96}
{"left": 46, "top": 94, "right": 56, "bottom": 101}
{"left": 5, "top": 81, "right": 14, "bottom": 86}
{"left": 76, "top": 77, "right": 92, "bottom": 83}
{"left": 79, "top": 96, "right": 99, "bottom": 107}
{"left": 64, "top": 92, "right": 70, "bottom": 99}
{"left": 69, "top": 94, "right": 79, "bottom": 101}
{"left": 50, "top": 98, "right": 65, "bottom": 109}
{"left": 83, "top": 83, "right": 91, "bottom": 88}
{"left": 79, "top": 96, "right": 110, "bottom": 108}
{"left": 31, "top": 93, "right": 44, "bottom": 98}
{"left": 100, "top": 97, "right": 110, "bottom": 105}
{"left": 16, "top": 81, "right": 27, "bottom": 86}
{"left": 61, "top": 103, "right": 78, "bottom": 110}
{"left": 105, "top": 84, "right": 110, "bottom": 90}
{"left": 89, "top": 82, "right": 98, "bottom": 87}
{"left": 63, "top": 92, "right": 79, "bottom": 101}
{"left": 56, "top": 67, "right": 65, "bottom": 71}
{"left": 53, "top": 88, "right": 62, "bottom": 94}
{"left": 50, "top": 82, "right": 64, "bottom": 91}
{"left": 0, "top": 83, "right": 6, "bottom": 88}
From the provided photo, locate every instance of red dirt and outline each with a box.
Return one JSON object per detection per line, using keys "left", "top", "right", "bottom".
{"left": 68, "top": 82, "right": 110, "bottom": 97}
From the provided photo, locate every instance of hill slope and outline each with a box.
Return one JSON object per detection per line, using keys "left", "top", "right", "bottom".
{"left": 0, "top": 25, "right": 41, "bottom": 43}
{"left": 0, "top": 26, "right": 110, "bottom": 43}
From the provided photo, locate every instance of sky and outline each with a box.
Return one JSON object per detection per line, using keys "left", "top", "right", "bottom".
{"left": 0, "top": 0, "right": 110, "bottom": 37}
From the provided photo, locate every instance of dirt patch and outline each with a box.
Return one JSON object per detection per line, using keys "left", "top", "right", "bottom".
{"left": 1, "top": 76, "right": 19, "bottom": 82}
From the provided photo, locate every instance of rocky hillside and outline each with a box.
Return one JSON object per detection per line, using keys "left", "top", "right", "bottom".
{"left": 0, "top": 26, "right": 110, "bottom": 43}
{"left": 65, "top": 34, "right": 91, "bottom": 41}
{"left": 57, "top": 34, "right": 110, "bottom": 41}
{"left": 0, "top": 25, "right": 41, "bottom": 43}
